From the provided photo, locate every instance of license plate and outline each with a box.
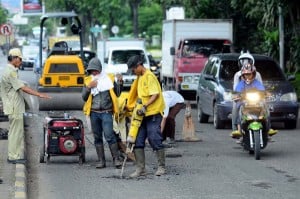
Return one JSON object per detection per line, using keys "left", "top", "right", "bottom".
{"left": 59, "top": 76, "right": 70, "bottom": 80}
{"left": 182, "top": 85, "right": 189, "bottom": 89}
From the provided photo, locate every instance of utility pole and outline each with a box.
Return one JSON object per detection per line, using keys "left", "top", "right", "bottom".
{"left": 278, "top": 6, "right": 284, "bottom": 71}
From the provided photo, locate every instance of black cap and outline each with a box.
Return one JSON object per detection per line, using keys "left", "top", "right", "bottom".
{"left": 127, "top": 55, "right": 143, "bottom": 69}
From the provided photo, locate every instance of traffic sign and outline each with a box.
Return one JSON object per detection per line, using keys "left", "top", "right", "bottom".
{"left": 90, "top": 25, "right": 102, "bottom": 33}
{"left": 111, "top": 25, "right": 119, "bottom": 34}
{"left": 0, "top": 24, "right": 12, "bottom": 36}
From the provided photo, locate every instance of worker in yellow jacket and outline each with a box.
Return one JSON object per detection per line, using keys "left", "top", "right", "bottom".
{"left": 126, "top": 55, "right": 166, "bottom": 178}
{"left": 82, "top": 57, "right": 122, "bottom": 169}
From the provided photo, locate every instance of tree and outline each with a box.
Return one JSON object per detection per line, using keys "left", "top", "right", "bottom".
{"left": 0, "top": 6, "right": 8, "bottom": 24}
{"left": 128, "top": 0, "right": 142, "bottom": 38}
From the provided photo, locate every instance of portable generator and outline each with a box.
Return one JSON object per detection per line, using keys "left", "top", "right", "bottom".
{"left": 39, "top": 116, "right": 86, "bottom": 164}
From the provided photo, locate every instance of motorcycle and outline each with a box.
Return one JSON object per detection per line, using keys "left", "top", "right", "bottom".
{"left": 235, "top": 88, "right": 270, "bottom": 160}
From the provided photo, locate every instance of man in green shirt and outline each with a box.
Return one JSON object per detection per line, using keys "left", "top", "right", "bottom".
{"left": 0, "top": 48, "right": 51, "bottom": 164}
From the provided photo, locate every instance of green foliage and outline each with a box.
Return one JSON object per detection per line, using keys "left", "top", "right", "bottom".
{"left": 16, "top": 16, "right": 42, "bottom": 37}
{"left": 139, "top": 3, "right": 163, "bottom": 37}
{"left": 290, "top": 73, "right": 300, "bottom": 101}
{"left": 0, "top": 6, "right": 8, "bottom": 24}
{"left": 287, "top": 35, "right": 300, "bottom": 73}
{"left": 256, "top": 28, "right": 279, "bottom": 59}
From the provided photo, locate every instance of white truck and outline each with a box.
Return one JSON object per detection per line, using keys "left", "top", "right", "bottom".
{"left": 97, "top": 38, "right": 150, "bottom": 90}
{"left": 161, "top": 19, "right": 233, "bottom": 100}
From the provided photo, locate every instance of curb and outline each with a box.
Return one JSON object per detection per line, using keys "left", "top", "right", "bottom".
{"left": 14, "top": 132, "right": 27, "bottom": 199}
{"left": 14, "top": 164, "right": 26, "bottom": 199}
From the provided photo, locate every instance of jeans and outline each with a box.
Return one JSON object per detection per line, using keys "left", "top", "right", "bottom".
{"left": 90, "top": 111, "right": 117, "bottom": 145}
{"left": 232, "top": 101, "right": 238, "bottom": 131}
{"left": 135, "top": 114, "right": 164, "bottom": 150}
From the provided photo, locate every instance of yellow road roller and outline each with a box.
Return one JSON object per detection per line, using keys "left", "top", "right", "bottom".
{"left": 37, "top": 12, "right": 94, "bottom": 110}
{"left": 38, "top": 55, "right": 86, "bottom": 110}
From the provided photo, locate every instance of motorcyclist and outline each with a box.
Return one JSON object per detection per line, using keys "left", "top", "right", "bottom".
{"left": 233, "top": 52, "right": 262, "bottom": 90}
{"left": 233, "top": 63, "right": 266, "bottom": 137}
{"left": 231, "top": 51, "right": 277, "bottom": 138}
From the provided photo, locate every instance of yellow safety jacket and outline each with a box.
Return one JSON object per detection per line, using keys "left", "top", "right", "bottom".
{"left": 126, "top": 77, "right": 139, "bottom": 113}
{"left": 82, "top": 75, "right": 119, "bottom": 116}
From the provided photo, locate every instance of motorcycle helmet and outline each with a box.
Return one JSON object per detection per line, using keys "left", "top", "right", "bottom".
{"left": 238, "top": 51, "right": 255, "bottom": 68}
{"left": 241, "top": 63, "right": 256, "bottom": 84}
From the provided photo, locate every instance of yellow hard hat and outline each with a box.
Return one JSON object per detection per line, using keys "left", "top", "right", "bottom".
{"left": 9, "top": 48, "right": 23, "bottom": 59}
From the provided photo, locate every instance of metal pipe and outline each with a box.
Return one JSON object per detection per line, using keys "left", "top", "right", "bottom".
{"left": 278, "top": 6, "right": 284, "bottom": 71}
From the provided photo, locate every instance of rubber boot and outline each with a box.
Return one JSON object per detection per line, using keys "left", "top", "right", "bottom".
{"left": 109, "top": 143, "right": 123, "bottom": 169}
{"left": 118, "top": 141, "right": 136, "bottom": 162}
{"left": 129, "top": 148, "right": 146, "bottom": 178}
{"left": 95, "top": 145, "right": 106, "bottom": 169}
{"left": 155, "top": 149, "right": 166, "bottom": 176}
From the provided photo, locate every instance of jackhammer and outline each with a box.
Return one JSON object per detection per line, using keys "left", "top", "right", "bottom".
{"left": 120, "top": 99, "right": 145, "bottom": 178}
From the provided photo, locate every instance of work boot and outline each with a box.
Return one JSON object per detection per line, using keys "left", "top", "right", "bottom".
{"left": 129, "top": 148, "right": 147, "bottom": 178}
{"left": 155, "top": 149, "right": 166, "bottom": 176}
{"left": 168, "top": 138, "right": 175, "bottom": 145}
{"left": 109, "top": 143, "right": 123, "bottom": 169}
{"left": 268, "top": 129, "right": 278, "bottom": 136}
{"left": 95, "top": 144, "right": 106, "bottom": 169}
{"left": 230, "top": 130, "right": 242, "bottom": 139}
{"left": 118, "top": 141, "right": 135, "bottom": 161}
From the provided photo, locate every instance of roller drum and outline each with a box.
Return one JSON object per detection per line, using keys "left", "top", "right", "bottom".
{"left": 38, "top": 92, "right": 84, "bottom": 110}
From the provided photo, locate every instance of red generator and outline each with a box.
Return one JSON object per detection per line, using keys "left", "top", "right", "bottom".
{"left": 39, "top": 117, "right": 86, "bottom": 164}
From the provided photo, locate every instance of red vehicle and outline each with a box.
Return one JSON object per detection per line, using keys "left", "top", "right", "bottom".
{"left": 23, "top": 0, "right": 42, "bottom": 13}
{"left": 161, "top": 19, "right": 233, "bottom": 100}
{"left": 173, "top": 38, "right": 231, "bottom": 100}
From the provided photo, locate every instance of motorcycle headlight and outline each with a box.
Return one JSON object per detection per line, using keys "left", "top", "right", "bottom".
{"left": 245, "top": 92, "right": 260, "bottom": 103}
{"left": 280, "top": 92, "right": 297, "bottom": 102}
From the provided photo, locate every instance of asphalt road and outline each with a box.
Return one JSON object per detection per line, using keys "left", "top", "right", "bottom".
{"left": 18, "top": 69, "right": 300, "bottom": 199}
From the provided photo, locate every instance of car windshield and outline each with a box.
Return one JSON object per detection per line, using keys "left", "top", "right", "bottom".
{"left": 255, "top": 60, "right": 285, "bottom": 81}
{"left": 219, "top": 59, "right": 285, "bottom": 81}
{"left": 49, "top": 63, "right": 79, "bottom": 73}
{"left": 182, "top": 39, "right": 229, "bottom": 58}
{"left": 219, "top": 60, "right": 240, "bottom": 81}
{"left": 111, "top": 50, "right": 146, "bottom": 65}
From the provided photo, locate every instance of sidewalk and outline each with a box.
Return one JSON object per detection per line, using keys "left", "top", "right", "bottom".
{"left": 0, "top": 121, "right": 27, "bottom": 199}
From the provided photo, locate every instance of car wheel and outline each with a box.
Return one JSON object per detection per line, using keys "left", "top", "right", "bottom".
{"left": 284, "top": 120, "right": 297, "bottom": 129}
{"left": 197, "top": 100, "right": 209, "bottom": 123}
{"left": 213, "top": 103, "right": 225, "bottom": 129}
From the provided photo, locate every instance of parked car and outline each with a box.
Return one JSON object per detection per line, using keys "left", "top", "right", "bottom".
{"left": 196, "top": 53, "right": 299, "bottom": 129}
{"left": 21, "top": 45, "right": 39, "bottom": 70}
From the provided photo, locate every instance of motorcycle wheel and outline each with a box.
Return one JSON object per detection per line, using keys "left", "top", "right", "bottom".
{"left": 254, "top": 130, "right": 261, "bottom": 160}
